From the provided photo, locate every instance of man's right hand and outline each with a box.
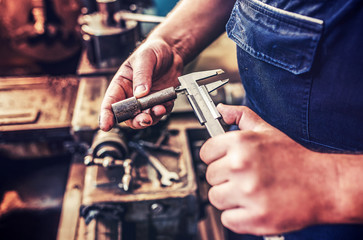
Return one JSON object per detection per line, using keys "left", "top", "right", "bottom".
{"left": 99, "top": 38, "right": 184, "bottom": 131}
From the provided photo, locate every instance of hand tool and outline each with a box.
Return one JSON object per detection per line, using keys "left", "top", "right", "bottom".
{"left": 137, "top": 129, "right": 181, "bottom": 155}
{"left": 129, "top": 141, "right": 180, "bottom": 187}
{"left": 112, "top": 69, "right": 228, "bottom": 137}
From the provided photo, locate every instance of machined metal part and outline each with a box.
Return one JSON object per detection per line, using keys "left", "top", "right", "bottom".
{"left": 79, "top": 6, "right": 140, "bottom": 68}
{"left": 79, "top": 0, "right": 165, "bottom": 69}
{"left": 85, "top": 128, "right": 128, "bottom": 168}
{"left": 112, "top": 87, "right": 177, "bottom": 123}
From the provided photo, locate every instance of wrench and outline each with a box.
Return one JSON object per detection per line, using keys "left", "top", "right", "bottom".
{"left": 146, "top": 152, "right": 180, "bottom": 187}
{"left": 129, "top": 141, "right": 180, "bottom": 186}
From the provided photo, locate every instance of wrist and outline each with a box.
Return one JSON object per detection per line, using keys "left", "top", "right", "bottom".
{"left": 147, "top": 31, "right": 196, "bottom": 66}
{"left": 312, "top": 152, "right": 363, "bottom": 225}
{"left": 300, "top": 151, "right": 342, "bottom": 225}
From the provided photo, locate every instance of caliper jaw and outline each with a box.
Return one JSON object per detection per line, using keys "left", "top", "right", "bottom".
{"left": 176, "top": 69, "right": 228, "bottom": 137}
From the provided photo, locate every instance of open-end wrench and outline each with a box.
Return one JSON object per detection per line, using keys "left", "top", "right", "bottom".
{"left": 129, "top": 141, "right": 180, "bottom": 187}
{"left": 146, "top": 152, "right": 180, "bottom": 187}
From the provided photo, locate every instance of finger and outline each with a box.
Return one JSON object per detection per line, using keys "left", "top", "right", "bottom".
{"left": 205, "top": 158, "right": 229, "bottom": 186}
{"left": 221, "top": 208, "right": 273, "bottom": 236}
{"left": 199, "top": 135, "right": 230, "bottom": 165}
{"left": 132, "top": 49, "right": 157, "bottom": 98}
{"left": 221, "top": 208, "right": 251, "bottom": 234}
{"left": 99, "top": 107, "right": 115, "bottom": 132}
{"left": 126, "top": 112, "right": 153, "bottom": 129}
{"left": 150, "top": 99, "right": 174, "bottom": 119}
{"left": 99, "top": 76, "right": 131, "bottom": 131}
{"left": 208, "top": 182, "right": 241, "bottom": 210}
{"left": 217, "top": 104, "right": 266, "bottom": 131}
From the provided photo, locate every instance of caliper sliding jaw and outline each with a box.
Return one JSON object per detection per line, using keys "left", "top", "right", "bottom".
{"left": 175, "top": 69, "right": 228, "bottom": 137}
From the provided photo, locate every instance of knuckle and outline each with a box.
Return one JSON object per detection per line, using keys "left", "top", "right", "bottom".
{"left": 228, "top": 152, "right": 249, "bottom": 171}
{"left": 240, "top": 179, "right": 259, "bottom": 196}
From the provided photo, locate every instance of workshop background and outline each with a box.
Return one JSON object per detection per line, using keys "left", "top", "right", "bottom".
{"left": 0, "top": 0, "right": 242, "bottom": 239}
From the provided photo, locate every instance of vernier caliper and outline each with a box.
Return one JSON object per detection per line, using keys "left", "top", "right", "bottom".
{"left": 111, "top": 69, "right": 228, "bottom": 137}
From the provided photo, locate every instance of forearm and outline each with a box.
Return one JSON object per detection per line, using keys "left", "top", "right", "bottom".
{"left": 147, "top": 0, "right": 235, "bottom": 64}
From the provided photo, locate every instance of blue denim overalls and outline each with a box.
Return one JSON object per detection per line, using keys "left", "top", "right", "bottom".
{"left": 226, "top": 0, "right": 363, "bottom": 239}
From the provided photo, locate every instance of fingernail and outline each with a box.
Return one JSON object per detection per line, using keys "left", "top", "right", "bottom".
{"left": 139, "top": 119, "right": 151, "bottom": 127}
{"left": 134, "top": 85, "right": 146, "bottom": 96}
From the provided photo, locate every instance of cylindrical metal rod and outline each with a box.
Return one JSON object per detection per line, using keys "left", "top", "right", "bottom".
{"left": 111, "top": 87, "right": 177, "bottom": 123}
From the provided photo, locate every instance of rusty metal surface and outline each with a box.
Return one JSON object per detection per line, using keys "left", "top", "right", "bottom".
{"left": 0, "top": 76, "right": 79, "bottom": 136}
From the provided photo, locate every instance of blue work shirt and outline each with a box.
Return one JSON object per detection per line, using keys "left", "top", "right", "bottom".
{"left": 226, "top": 0, "right": 363, "bottom": 239}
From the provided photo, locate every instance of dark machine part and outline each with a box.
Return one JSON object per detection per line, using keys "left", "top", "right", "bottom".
{"left": 91, "top": 128, "right": 128, "bottom": 161}
{"left": 77, "top": 0, "right": 165, "bottom": 75}
{"left": 84, "top": 128, "right": 129, "bottom": 167}
{"left": 79, "top": 197, "right": 198, "bottom": 240}
{"left": 78, "top": 0, "right": 140, "bottom": 68}
{"left": 0, "top": 0, "right": 81, "bottom": 62}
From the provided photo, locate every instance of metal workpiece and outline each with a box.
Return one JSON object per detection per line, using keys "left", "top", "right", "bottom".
{"left": 112, "top": 87, "right": 177, "bottom": 123}
{"left": 112, "top": 96, "right": 141, "bottom": 123}
{"left": 111, "top": 69, "right": 229, "bottom": 138}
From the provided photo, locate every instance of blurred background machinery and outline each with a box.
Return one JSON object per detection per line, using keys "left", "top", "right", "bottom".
{"left": 0, "top": 0, "right": 242, "bottom": 239}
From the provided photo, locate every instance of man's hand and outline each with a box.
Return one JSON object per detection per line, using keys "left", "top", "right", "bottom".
{"left": 200, "top": 104, "right": 338, "bottom": 235}
{"left": 99, "top": 39, "right": 183, "bottom": 131}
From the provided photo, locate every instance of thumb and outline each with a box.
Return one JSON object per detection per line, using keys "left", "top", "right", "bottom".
{"left": 217, "top": 104, "right": 267, "bottom": 131}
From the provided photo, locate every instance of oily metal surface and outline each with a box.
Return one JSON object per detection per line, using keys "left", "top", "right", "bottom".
{"left": 0, "top": 76, "right": 78, "bottom": 133}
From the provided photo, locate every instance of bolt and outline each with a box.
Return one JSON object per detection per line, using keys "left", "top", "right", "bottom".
{"left": 84, "top": 155, "right": 93, "bottom": 165}
{"left": 150, "top": 203, "right": 163, "bottom": 214}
